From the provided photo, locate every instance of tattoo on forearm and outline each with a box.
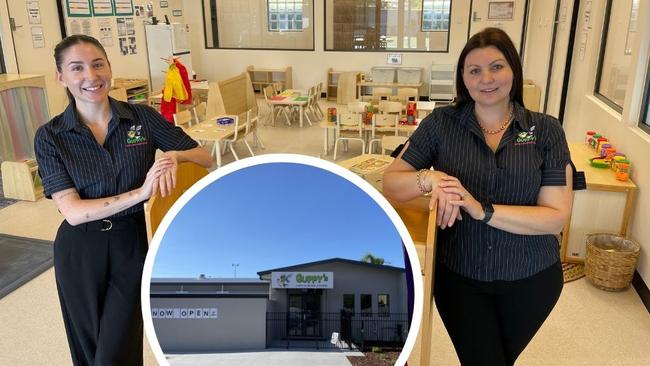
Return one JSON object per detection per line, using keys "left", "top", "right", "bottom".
{"left": 113, "top": 196, "right": 121, "bottom": 202}
{"left": 85, "top": 213, "right": 91, "bottom": 219}
{"left": 103, "top": 201, "right": 110, "bottom": 207}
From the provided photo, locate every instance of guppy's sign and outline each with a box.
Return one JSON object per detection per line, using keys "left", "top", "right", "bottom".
{"left": 271, "top": 272, "right": 334, "bottom": 288}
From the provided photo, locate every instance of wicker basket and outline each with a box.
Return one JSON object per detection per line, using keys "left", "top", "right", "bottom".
{"left": 584, "top": 233, "right": 640, "bottom": 291}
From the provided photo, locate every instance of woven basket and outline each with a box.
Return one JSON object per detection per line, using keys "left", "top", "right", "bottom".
{"left": 584, "top": 233, "right": 640, "bottom": 291}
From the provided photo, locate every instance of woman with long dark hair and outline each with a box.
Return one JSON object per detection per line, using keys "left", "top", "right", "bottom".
{"left": 35, "top": 35, "right": 213, "bottom": 365}
{"left": 384, "top": 28, "right": 581, "bottom": 365}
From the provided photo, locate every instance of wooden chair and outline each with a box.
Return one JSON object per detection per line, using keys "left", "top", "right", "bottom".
{"left": 395, "top": 87, "right": 419, "bottom": 104}
{"left": 333, "top": 112, "right": 365, "bottom": 160}
{"left": 144, "top": 162, "right": 209, "bottom": 242}
{"left": 371, "top": 87, "right": 393, "bottom": 104}
{"left": 368, "top": 114, "right": 399, "bottom": 153}
{"left": 173, "top": 109, "right": 194, "bottom": 129}
{"left": 263, "top": 85, "right": 291, "bottom": 126}
{"left": 380, "top": 135, "right": 408, "bottom": 155}
{"left": 193, "top": 102, "right": 207, "bottom": 123}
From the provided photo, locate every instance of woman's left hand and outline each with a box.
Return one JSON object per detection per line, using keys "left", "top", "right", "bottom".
{"left": 157, "top": 152, "right": 178, "bottom": 197}
{"left": 438, "top": 176, "right": 483, "bottom": 220}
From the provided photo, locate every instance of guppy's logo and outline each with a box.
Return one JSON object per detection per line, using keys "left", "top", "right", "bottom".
{"left": 276, "top": 274, "right": 292, "bottom": 288}
{"left": 515, "top": 125, "right": 536, "bottom": 145}
{"left": 126, "top": 125, "right": 148, "bottom": 146}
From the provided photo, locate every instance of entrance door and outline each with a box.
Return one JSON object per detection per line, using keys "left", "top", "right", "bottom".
{"left": 287, "top": 292, "right": 321, "bottom": 338}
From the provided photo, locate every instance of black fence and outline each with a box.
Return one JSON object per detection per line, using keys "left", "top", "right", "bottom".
{"left": 266, "top": 311, "right": 409, "bottom": 350}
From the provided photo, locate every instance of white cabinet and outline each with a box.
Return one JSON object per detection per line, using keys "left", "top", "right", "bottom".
{"left": 429, "top": 64, "right": 455, "bottom": 102}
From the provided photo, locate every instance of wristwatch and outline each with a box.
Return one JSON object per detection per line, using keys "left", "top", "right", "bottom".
{"left": 481, "top": 202, "right": 494, "bottom": 223}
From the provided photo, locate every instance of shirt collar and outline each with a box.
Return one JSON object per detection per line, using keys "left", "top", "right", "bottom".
{"left": 446, "top": 100, "right": 529, "bottom": 133}
{"left": 54, "top": 97, "right": 135, "bottom": 135}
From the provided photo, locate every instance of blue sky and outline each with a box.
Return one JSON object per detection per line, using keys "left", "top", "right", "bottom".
{"left": 152, "top": 162, "right": 404, "bottom": 278}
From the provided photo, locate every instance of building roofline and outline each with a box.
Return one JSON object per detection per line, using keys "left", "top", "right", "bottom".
{"left": 151, "top": 278, "right": 269, "bottom": 285}
{"left": 257, "top": 257, "right": 405, "bottom": 276}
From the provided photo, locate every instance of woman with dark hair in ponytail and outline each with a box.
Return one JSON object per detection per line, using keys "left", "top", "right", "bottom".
{"left": 34, "top": 35, "right": 213, "bottom": 365}
{"left": 384, "top": 28, "right": 583, "bottom": 365}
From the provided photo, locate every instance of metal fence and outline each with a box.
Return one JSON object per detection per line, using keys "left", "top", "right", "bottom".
{"left": 266, "top": 312, "right": 409, "bottom": 350}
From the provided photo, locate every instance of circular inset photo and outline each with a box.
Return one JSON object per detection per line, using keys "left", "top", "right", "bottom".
{"left": 142, "top": 155, "right": 422, "bottom": 366}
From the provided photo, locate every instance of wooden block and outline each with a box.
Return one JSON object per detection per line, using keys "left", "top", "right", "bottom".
{"left": 1, "top": 159, "right": 44, "bottom": 201}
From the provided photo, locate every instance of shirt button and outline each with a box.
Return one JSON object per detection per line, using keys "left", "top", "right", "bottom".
{"left": 488, "top": 246, "right": 493, "bottom": 250}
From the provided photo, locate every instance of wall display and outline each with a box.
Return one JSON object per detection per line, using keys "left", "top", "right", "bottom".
{"left": 91, "top": 0, "right": 113, "bottom": 16}
{"left": 30, "top": 27, "right": 45, "bottom": 48}
{"left": 172, "top": 9, "right": 182, "bottom": 17}
{"left": 128, "top": 36, "right": 137, "bottom": 55}
{"left": 27, "top": 1, "right": 42, "bottom": 24}
{"left": 97, "top": 18, "right": 114, "bottom": 47}
{"left": 159, "top": 1, "right": 168, "bottom": 8}
{"left": 134, "top": 5, "right": 145, "bottom": 17}
{"left": 116, "top": 17, "right": 127, "bottom": 36}
{"left": 126, "top": 17, "right": 135, "bottom": 35}
{"left": 119, "top": 37, "right": 128, "bottom": 55}
{"left": 66, "top": 0, "right": 91, "bottom": 17}
{"left": 387, "top": 53, "right": 402, "bottom": 65}
{"left": 488, "top": 1, "right": 514, "bottom": 20}
{"left": 114, "top": 0, "right": 134, "bottom": 15}
{"left": 81, "top": 18, "right": 93, "bottom": 35}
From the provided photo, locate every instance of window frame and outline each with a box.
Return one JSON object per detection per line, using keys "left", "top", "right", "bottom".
{"left": 377, "top": 294, "right": 390, "bottom": 316}
{"left": 639, "top": 65, "right": 650, "bottom": 135}
{"left": 267, "top": 0, "right": 304, "bottom": 33}
{"left": 420, "top": 0, "right": 451, "bottom": 32}
{"left": 324, "top": 0, "right": 452, "bottom": 53}
{"left": 360, "top": 294, "right": 372, "bottom": 316}
{"left": 202, "top": 0, "right": 315, "bottom": 51}
{"left": 342, "top": 294, "right": 355, "bottom": 314}
{"left": 593, "top": 0, "right": 624, "bottom": 113}
{"left": 0, "top": 33, "right": 5, "bottom": 74}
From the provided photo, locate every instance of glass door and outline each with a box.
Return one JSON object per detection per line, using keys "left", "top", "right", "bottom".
{"left": 287, "top": 291, "right": 321, "bottom": 337}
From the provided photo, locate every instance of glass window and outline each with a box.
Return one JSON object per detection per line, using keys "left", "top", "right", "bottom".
{"left": 343, "top": 294, "right": 355, "bottom": 314}
{"left": 595, "top": 0, "right": 639, "bottom": 111}
{"left": 202, "top": 0, "right": 314, "bottom": 50}
{"left": 421, "top": 0, "right": 450, "bottom": 32}
{"left": 325, "top": 0, "right": 452, "bottom": 52}
{"left": 360, "top": 294, "right": 372, "bottom": 316}
{"left": 268, "top": 0, "right": 304, "bottom": 32}
{"left": 378, "top": 294, "right": 389, "bottom": 316}
{"left": 640, "top": 70, "right": 650, "bottom": 134}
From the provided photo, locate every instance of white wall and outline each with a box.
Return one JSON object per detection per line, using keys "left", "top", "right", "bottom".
{"left": 563, "top": 0, "right": 650, "bottom": 283}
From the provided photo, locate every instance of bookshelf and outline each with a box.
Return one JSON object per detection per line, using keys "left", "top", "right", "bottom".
{"left": 112, "top": 78, "right": 150, "bottom": 105}
{"left": 246, "top": 66, "right": 292, "bottom": 94}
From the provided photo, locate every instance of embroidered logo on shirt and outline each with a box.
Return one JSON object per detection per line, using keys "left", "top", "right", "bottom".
{"left": 515, "top": 125, "right": 536, "bottom": 145}
{"left": 126, "top": 125, "right": 148, "bottom": 147}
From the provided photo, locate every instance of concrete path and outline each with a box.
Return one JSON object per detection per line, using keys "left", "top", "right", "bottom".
{"left": 167, "top": 349, "right": 363, "bottom": 366}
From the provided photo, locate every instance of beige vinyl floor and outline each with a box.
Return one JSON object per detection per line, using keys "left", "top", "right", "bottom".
{"left": 1, "top": 99, "right": 649, "bottom": 366}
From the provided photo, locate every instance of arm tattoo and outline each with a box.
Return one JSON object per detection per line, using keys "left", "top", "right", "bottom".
{"left": 113, "top": 196, "right": 121, "bottom": 202}
{"left": 103, "top": 201, "right": 110, "bottom": 207}
{"left": 85, "top": 212, "right": 91, "bottom": 219}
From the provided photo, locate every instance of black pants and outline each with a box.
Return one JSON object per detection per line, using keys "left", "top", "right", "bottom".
{"left": 54, "top": 212, "right": 147, "bottom": 366}
{"left": 434, "top": 262, "right": 563, "bottom": 366}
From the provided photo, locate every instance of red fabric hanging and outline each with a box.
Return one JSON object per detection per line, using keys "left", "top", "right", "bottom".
{"left": 159, "top": 59, "right": 193, "bottom": 123}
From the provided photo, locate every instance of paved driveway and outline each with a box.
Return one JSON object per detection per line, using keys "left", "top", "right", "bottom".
{"left": 167, "top": 349, "right": 363, "bottom": 366}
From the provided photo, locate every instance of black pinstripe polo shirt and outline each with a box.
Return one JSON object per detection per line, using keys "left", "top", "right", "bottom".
{"left": 34, "top": 98, "right": 198, "bottom": 217}
{"left": 402, "top": 101, "right": 572, "bottom": 281}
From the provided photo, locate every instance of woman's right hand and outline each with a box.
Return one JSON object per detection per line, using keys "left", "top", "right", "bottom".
{"left": 140, "top": 157, "right": 174, "bottom": 199}
{"left": 426, "top": 171, "right": 463, "bottom": 229}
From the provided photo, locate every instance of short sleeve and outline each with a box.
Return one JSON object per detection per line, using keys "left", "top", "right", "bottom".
{"left": 34, "top": 127, "right": 76, "bottom": 198}
{"left": 540, "top": 117, "right": 570, "bottom": 187}
{"left": 400, "top": 113, "right": 438, "bottom": 170}
{"left": 143, "top": 106, "right": 199, "bottom": 151}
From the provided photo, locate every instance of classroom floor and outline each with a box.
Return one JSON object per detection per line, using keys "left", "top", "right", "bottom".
{"left": 0, "top": 99, "right": 649, "bottom": 366}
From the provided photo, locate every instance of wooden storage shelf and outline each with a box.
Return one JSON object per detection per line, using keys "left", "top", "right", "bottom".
{"left": 326, "top": 68, "right": 362, "bottom": 101}
{"left": 112, "top": 78, "right": 150, "bottom": 105}
{"left": 246, "top": 65, "right": 292, "bottom": 94}
{"left": 1, "top": 159, "right": 44, "bottom": 201}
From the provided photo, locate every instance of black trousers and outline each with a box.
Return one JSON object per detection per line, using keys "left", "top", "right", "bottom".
{"left": 434, "top": 261, "right": 563, "bottom": 366}
{"left": 54, "top": 212, "right": 147, "bottom": 366}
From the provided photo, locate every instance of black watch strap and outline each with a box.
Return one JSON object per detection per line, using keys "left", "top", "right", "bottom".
{"left": 481, "top": 202, "right": 494, "bottom": 223}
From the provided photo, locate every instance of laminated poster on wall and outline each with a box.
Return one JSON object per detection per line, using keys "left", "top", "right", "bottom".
{"left": 126, "top": 17, "right": 135, "bottom": 36}
{"left": 81, "top": 19, "right": 93, "bottom": 36}
{"left": 91, "top": 0, "right": 113, "bottom": 16}
{"left": 30, "top": 27, "right": 45, "bottom": 49}
{"left": 97, "top": 18, "right": 113, "bottom": 47}
{"left": 128, "top": 36, "right": 137, "bottom": 55}
{"left": 27, "top": 1, "right": 41, "bottom": 24}
{"left": 66, "top": 0, "right": 91, "bottom": 17}
{"left": 114, "top": 0, "right": 134, "bottom": 16}
{"left": 116, "top": 17, "right": 127, "bottom": 37}
{"left": 119, "top": 37, "right": 128, "bottom": 55}
{"left": 68, "top": 19, "right": 81, "bottom": 35}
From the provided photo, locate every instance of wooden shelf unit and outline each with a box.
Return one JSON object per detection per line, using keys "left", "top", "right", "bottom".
{"left": 246, "top": 66, "right": 292, "bottom": 94}
{"left": 112, "top": 78, "right": 150, "bottom": 105}
{"left": 326, "top": 68, "right": 362, "bottom": 101}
